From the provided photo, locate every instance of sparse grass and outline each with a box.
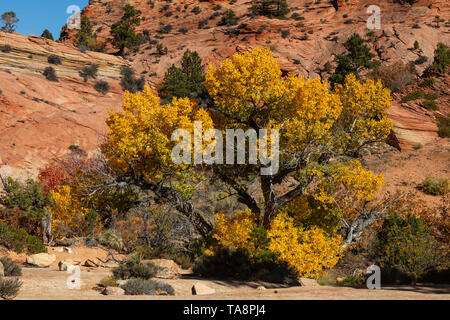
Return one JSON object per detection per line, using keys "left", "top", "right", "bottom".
{"left": 0, "top": 278, "right": 22, "bottom": 300}
{"left": 98, "top": 276, "right": 118, "bottom": 288}
{"left": 120, "top": 278, "right": 174, "bottom": 295}
{"left": 0, "top": 257, "right": 22, "bottom": 276}
{"left": 436, "top": 114, "right": 450, "bottom": 138}
{"left": 420, "top": 176, "right": 448, "bottom": 196}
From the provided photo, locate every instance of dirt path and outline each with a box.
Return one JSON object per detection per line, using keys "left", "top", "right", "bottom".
{"left": 14, "top": 268, "right": 450, "bottom": 300}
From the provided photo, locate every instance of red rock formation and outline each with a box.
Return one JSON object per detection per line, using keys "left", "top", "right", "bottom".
{"left": 0, "top": 32, "right": 127, "bottom": 178}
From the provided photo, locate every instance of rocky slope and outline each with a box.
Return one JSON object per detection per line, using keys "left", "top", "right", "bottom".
{"left": 0, "top": 0, "right": 449, "bottom": 178}
{"left": 0, "top": 32, "right": 128, "bottom": 178}
{"left": 60, "top": 0, "right": 450, "bottom": 149}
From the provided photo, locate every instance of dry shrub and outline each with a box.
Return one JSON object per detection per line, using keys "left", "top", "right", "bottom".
{"left": 371, "top": 62, "right": 415, "bottom": 93}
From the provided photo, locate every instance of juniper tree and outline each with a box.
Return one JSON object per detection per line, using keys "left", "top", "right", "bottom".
{"left": 251, "top": 0, "right": 289, "bottom": 18}
{"left": 110, "top": 4, "right": 143, "bottom": 55}
{"left": 1, "top": 11, "right": 19, "bottom": 33}
{"left": 74, "top": 15, "right": 97, "bottom": 51}
{"left": 41, "top": 29, "right": 54, "bottom": 40}
{"left": 158, "top": 49, "right": 207, "bottom": 102}
{"left": 329, "top": 33, "right": 380, "bottom": 88}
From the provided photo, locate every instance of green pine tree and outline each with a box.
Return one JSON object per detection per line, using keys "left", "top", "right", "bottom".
{"left": 41, "top": 29, "right": 54, "bottom": 40}
{"left": 251, "top": 0, "right": 289, "bottom": 18}
{"left": 74, "top": 15, "right": 97, "bottom": 50}
{"left": 158, "top": 50, "right": 206, "bottom": 101}
{"left": 329, "top": 33, "right": 380, "bottom": 88}
{"left": 109, "top": 4, "right": 143, "bottom": 55}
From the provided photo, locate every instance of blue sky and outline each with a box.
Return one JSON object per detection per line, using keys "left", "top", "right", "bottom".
{"left": 0, "top": 0, "right": 89, "bottom": 39}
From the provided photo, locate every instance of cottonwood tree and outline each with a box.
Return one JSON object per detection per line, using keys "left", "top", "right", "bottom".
{"left": 96, "top": 47, "right": 393, "bottom": 239}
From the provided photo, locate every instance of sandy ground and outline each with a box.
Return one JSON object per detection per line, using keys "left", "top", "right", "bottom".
{"left": 10, "top": 267, "right": 450, "bottom": 300}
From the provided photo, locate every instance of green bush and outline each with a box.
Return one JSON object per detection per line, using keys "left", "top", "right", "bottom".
{"left": 0, "top": 222, "right": 47, "bottom": 254}
{"left": 218, "top": 10, "right": 238, "bottom": 26}
{"left": 99, "top": 229, "right": 124, "bottom": 251}
{"left": 0, "top": 177, "right": 52, "bottom": 235}
{"left": 436, "top": 114, "right": 450, "bottom": 138}
{"left": 0, "top": 278, "right": 22, "bottom": 300}
{"left": 402, "top": 90, "right": 426, "bottom": 102}
{"left": 429, "top": 42, "right": 450, "bottom": 74}
{"left": 419, "top": 78, "right": 435, "bottom": 88}
{"left": 43, "top": 67, "right": 58, "bottom": 82}
{"left": 112, "top": 259, "right": 159, "bottom": 280}
{"left": 79, "top": 63, "right": 98, "bottom": 82}
{"left": 420, "top": 176, "right": 448, "bottom": 196}
{"left": 0, "top": 257, "right": 22, "bottom": 276}
{"left": 120, "top": 66, "right": 145, "bottom": 93}
{"left": 120, "top": 278, "right": 174, "bottom": 295}
{"left": 422, "top": 99, "right": 438, "bottom": 111}
{"left": 94, "top": 80, "right": 110, "bottom": 95}
{"left": 193, "top": 247, "right": 298, "bottom": 284}
{"left": 373, "top": 214, "right": 441, "bottom": 282}
{"left": 47, "top": 54, "right": 62, "bottom": 65}
{"left": 41, "top": 29, "right": 54, "bottom": 40}
{"left": 98, "top": 276, "right": 118, "bottom": 287}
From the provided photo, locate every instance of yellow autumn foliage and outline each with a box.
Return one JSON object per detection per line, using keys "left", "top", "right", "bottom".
{"left": 210, "top": 209, "right": 258, "bottom": 254}
{"left": 104, "top": 86, "right": 213, "bottom": 182}
{"left": 211, "top": 209, "right": 344, "bottom": 278}
{"left": 50, "top": 185, "right": 89, "bottom": 239}
{"left": 268, "top": 212, "right": 344, "bottom": 278}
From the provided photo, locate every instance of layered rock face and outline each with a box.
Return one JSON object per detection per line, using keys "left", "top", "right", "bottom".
{"left": 60, "top": 0, "right": 449, "bottom": 148}
{"left": 0, "top": 32, "right": 128, "bottom": 178}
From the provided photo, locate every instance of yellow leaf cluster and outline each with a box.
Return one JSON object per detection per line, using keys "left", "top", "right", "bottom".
{"left": 334, "top": 73, "right": 393, "bottom": 149}
{"left": 104, "top": 86, "right": 213, "bottom": 181}
{"left": 50, "top": 185, "right": 88, "bottom": 239}
{"left": 268, "top": 212, "right": 344, "bottom": 278}
{"left": 211, "top": 209, "right": 258, "bottom": 253}
{"left": 211, "top": 209, "right": 344, "bottom": 278}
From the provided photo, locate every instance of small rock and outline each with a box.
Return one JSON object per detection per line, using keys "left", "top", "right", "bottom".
{"left": 192, "top": 283, "right": 215, "bottom": 295}
{"left": 142, "top": 259, "right": 181, "bottom": 279}
{"left": 116, "top": 280, "right": 127, "bottom": 286}
{"left": 55, "top": 238, "right": 75, "bottom": 247}
{"left": 256, "top": 286, "right": 266, "bottom": 291}
{"left": 83, "top": 259, "right": 99, "bottom": 268}
{"left": 336, "top": 277, "right": 345, "bottom": 283}
{"left": 58, "top": 261, "right": 68, "bottom": 271}
{"left": 299, "top": 278, "right": 319, "bottom": 287}
{"left": 85, "top": 238, "right": 98, "bottom": 248}
{"left": 0, "top": 261, "right": 4, "bottom": 277}
{"left": 102, "top": 287, "right": 125, "bottom": 296}
{"left": 26, "top": 253, "right": 56, "bottom": 267}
